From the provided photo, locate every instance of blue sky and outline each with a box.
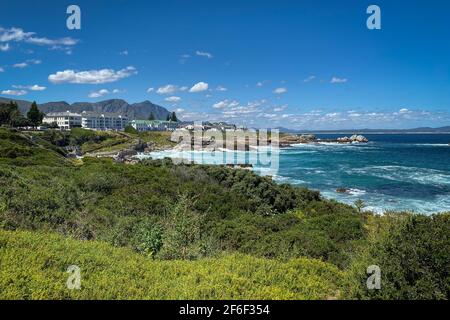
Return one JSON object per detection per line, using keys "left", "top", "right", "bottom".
{"left": 1, "top": 0, "right": 449, "bottom": 129}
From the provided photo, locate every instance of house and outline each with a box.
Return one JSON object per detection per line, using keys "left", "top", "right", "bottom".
{"left": 130, "top": 120, "right": 178, "bottom": 132}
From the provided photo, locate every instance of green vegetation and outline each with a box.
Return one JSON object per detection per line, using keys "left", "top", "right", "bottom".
{"left": 29, "top": 127, "right": 174, "bottom": 154}
{"left": 0, "top": 230, "right": 342, "bottom": 300}
{"left": 26, "top": 102, "right": 44, "bottom": 128}
{"left": 124, "top": 124, "right": 138, "bottom": 134}
{"left": 0, "top": 127, "right": 448, "bottom": 300}
{"left": 0, "top": 100, "right": 44, "bottom": 128}
{"left": 0, "top": 101, "right": 30, "bottom": 127}
{"left": 344, "top": 213, "right": 449, "bottom": 299}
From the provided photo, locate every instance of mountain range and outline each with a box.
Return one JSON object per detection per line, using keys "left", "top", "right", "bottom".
{"left": 0, "top": 97, "right": 171, "bottom": 120}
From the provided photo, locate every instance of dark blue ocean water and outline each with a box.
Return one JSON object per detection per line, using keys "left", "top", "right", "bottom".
{"left": 148, "top": 134, "right": 450, "bottom": 214}
{"left": 276, "top": 134, "right": 450, "bottom": 214}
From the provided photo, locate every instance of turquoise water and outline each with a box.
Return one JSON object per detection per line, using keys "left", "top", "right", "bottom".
{"left": 146, "top": 134, "right": 450, "bottom": 214}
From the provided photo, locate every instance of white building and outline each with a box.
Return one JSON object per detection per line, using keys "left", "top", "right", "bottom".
{"left": 81, "top": 111, "right": 128, "bottom": 130}
{"left": 42, "top": 111, "right": 82, "bottom": 130}
{"left": 43, "top": 111, "right": 128, "bottom": 130}
{"left": 130, "top": 120, "right": 178, "bottom": 132}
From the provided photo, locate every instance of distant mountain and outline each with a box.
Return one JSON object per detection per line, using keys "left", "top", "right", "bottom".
{"left": 129, "top": 101, "right": 171, "bottom": 120}
{"left": 0, "top": 97, "right": 34, "bottom": 113}
{"left": 0, "top": 97, "right": 171, "bottom": 120}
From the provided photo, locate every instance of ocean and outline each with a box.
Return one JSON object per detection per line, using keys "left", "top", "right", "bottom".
{"left": 145, "top": 134, "right": 450, "bottom": 214}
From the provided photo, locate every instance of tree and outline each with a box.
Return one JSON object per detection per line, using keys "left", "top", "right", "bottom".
{"left": 124, "top": 124, "right": 138, "bottom": 134}
{"left": 354, "top": 199, "right": 366, "bottom": 213}
{"left": 170, "top": 112, "right": 178, "bottom": 122}
{"left": 47, "top": 122, "right": 59, "bottom": 129}
{"left": 148, "top": 112, "right": 155, "bottom": 121}
{"left": 27, "top": 102, "right": 44, "bottom": 128}
{"left": 0, "top": 101, "right": 28, "bottom": 127}
{"left": 166, "top": 114, "right": 171, "bottom": 121}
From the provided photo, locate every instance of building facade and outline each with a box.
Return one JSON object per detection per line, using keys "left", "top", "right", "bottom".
{"left": 43, "top": 111, "right": 128, "bottom": 130}
{"left": 81, "top": 111, "right": 128, "bottom": 130}
{"left": 130, "top": 120, "right": 178, "bottom": 132}
{"left": 42, "top": 111, "right": 82, "bottom": 130}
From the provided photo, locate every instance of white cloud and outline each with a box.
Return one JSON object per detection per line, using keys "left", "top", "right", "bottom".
{"left": 0, "top": 43, "right": 10, "bottom": 51}
{"left": 0, "top": 27, "right": 31, "bottom": 42}
{"left": 215, "top": 99, "right": 266, "bottom": 118}
{"left": 179, "top": 54, "right": 190, "bottom": 64}
{"left": 0, "top": 27, "right": 78, "bottom": 47}
{"left": 165, "top": 96, "right": 181, "bottom": 103}
{"left": 189, "top": 82, "right": 209, "bottom": 93}
{"left": 303, "top": 75, "right": 316, "bottom": 83}
{"left": 399, "top": 108, "right": 410, "bottom": 114}
{"left": 147, "top": 87, "right": 154, "bottom": 93}
{"left": 273, "top": 105, "right": 287, "bottom": 112}
{"left": 175, "top": 108, "right": 185, "bottom": 113}
{"left": 112, "top": 89, "right": 125, "bottom": 94}
{"left": 216, "top": 86, "right": 227, "bottom": 92}
{"left": 273, "top": 87, "right": 287, "bottom": 94}
{"left": 28, "top": 59, "right": 41, "bottom": 64}
{"left": 179, "top": 86, "right": 189, "bottom": 91}
{"left": 13, "top": 62, "right": 27, "bottom": 68}
{"left": 49, "top": 66, "right": 137, "bottom": 84}
{"left": 330, "top": 77, "right": 348, "bottom": 84}
{"left": 27, "top": 37, "right": 77, "bottom": 46}
{"left": 1, "top": 89, "right": 27, "bottom": 96}
{"left": 0, "top": 67, "right": 4, "bottom": 72}
{"left": 157, "top": 84, "right": 177, "bottom": 94}
{"left": 196, "top": 50, "right": 213, "bottom": 59}
{"left": 213, "top": 99, "right": 239, "bottom": 109}
{"left": 12, "top": 59, "right": 41, "bottom": 68}
{"left": 12, "top": 84, "right": 46, "bottom": 91}
{"left": 119, "top": 50, "right": 128, "bottom": 56}
{"left": 88, "top": 89, "right": 110, "bottom": 98}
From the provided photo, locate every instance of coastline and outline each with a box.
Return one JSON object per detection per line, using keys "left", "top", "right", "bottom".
{"left": 139, "top": 133, "right": 450, "bottom": 215}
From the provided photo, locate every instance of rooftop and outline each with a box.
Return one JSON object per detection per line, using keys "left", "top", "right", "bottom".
{"left": 131, "top": 120, "right": 175, "bottom": 124}
{"left": 45, "top": 111, "right": 82, "bottom": 117}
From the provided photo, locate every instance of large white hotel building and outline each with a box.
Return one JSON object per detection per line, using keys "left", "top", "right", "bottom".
{"left": 43, "top": 111, "right": 128, "bottom": 130}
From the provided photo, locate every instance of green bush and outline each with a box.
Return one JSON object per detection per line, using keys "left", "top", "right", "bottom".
{"left": 344, "top": 213, "right": 450, "bottom": 300}
{"left": 0, "top": 229, "right": 343, "bottom": 300}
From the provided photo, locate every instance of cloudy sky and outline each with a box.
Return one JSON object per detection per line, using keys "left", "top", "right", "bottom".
{"left": 1, "top": 0, "right": 450, "bottom": 129}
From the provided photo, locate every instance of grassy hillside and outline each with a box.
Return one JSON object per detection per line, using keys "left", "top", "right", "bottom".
{"left": 0, "top": 128, "right": 67, "bottom": 166}
{"left": 0, "top": 230, "right": 342, "bottom": 300}
{"left": 30, "top": 128, "right": 176, "bottom": 155}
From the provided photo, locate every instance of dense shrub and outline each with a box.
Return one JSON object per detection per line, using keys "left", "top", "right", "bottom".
{"left": 0, "top": 230, "right": 343, "bottom": 300}
{"left": 344, "top": 213, "right": 450, "bottom": 299}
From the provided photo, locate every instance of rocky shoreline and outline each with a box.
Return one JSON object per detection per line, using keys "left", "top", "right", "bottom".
{"left": 279, "top": 134, "right": 369, "bottom": 147}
